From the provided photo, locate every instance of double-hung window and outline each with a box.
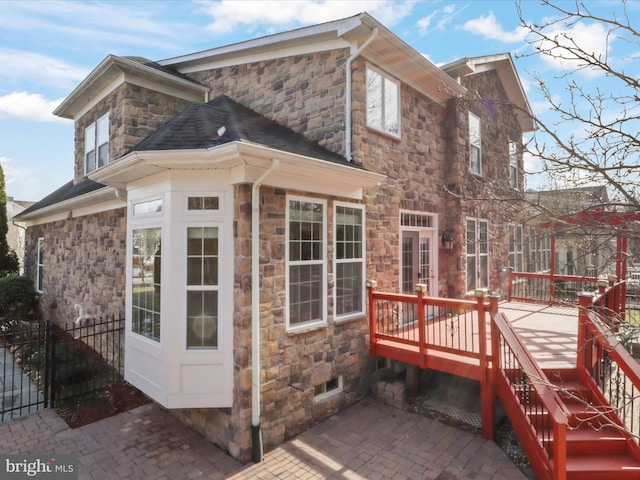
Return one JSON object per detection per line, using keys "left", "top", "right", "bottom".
{"left": 469, "top": 112, "right": 481, "bottom": 175}
{"left": 508, "top": 224, "right": 523, "bottom": 272}
{"left": 366, "top": 66, "right": 400, "bottom": 137}
{"left": 36, "top": 237, "right": 44, "bottom": 291}
{"left": 85, "top": 113, "right": 109, "bottom": 174}
{"left": 466, "top": 218, "right": 489, "bottom": 292}
{"left": 335, "top": 204, "right": 364, "bottom": 319}
{"left": 509, "top": 141, "right": 518, "bottom": 188}
{"left": 287, "top": 197, "right": 326, "bottom": 329}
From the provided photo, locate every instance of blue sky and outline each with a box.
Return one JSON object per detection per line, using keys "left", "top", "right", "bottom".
{"left": 0, "top": 0, "right": 635, "bottom": 202}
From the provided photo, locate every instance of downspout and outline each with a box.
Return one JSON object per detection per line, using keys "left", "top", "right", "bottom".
{"left": 251, "top": 159, "right": 280, "bottom": 462}
{"left": 345, "top": 27, "right": 378, "bottom": 162}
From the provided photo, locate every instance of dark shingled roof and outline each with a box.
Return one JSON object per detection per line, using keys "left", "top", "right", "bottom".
{"left": 131, "top": 95, "right": 354, "bottom": 167}
{"left": 16, "top": 180, "right": 107, "bottom": 218}
{"left": 20, "top": 95, "right": 358, "bottom": 217}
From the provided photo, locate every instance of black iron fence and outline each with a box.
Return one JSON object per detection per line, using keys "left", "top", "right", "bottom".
{"left": 0, "top": 315, "right": 124, "bottom": 421}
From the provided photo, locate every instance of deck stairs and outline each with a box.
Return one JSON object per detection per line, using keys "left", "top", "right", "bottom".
{"left": 523, "top": 368, "right": 640, "bottom": 480}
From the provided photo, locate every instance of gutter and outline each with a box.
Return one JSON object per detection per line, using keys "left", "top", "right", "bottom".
{"left": 345, "top": 27, "right": 378, "bottom": 162}
{"left": 251, "top": 159, "right": 280, "bottom": 462}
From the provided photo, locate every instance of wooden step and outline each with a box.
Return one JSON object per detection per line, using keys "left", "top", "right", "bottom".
{"left": 566, "top": 453, "right": 640, "bottom": 480}
{"left": 541, "top": 425, "right": 628, "bottom": 455}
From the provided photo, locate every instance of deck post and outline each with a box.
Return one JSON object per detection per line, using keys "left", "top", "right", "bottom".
{"left": 576, "top": 293, "right": 592, "bottom": 371}
{"left": 476, "top": 289, "right": 493, "bottom": 440}
{"left": 367, "top": 280, "right": 378, "bottom": 356}
{"left": 415, "top": 284, "right": 428, "bottom": 369}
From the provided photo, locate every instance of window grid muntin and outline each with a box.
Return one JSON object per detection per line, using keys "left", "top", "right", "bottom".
{"left": 288, "top": 198, "right": 325, "bottom": 328}
{"left": 335, "top": 204, "right": 364, "bottom": 317}
{"left": 186, "top": 226, "right": 219, "bottom": 349}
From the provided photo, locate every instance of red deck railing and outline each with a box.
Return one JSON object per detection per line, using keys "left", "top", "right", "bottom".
{"left": 490, "top": 297, "right": 569, "bottom": 480}
{"left": 577, "top": 282, "right": 640, "bottom": 454}
{"left": 508, "top": 269, "right": 599, "bottom": 305}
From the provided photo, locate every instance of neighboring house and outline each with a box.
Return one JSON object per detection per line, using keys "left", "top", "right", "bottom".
{"left": 7, "top": 197, "right": 35, "bottom": 275}
{"left": 524, "top": 186, "right": 614, "bottom": 277}
{"left": 17, "top": 13, "right": 534, "bottom": 462}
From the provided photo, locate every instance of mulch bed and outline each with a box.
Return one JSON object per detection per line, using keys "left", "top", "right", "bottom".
{"left": 55, "top": 382, "right": 150, "bottom": 428}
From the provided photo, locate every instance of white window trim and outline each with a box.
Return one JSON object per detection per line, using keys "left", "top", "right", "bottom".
{"left": 508, "top": 224, "right": 524, "bottom": 272}
{"left": 185, "top": 192, "right": 224, "bottom": 215}
{"left": 366, "top": 64, "right": 401, "bottom": 138}
{"left": 84, "top": 113, "right": 109, "bottom": 174}
{"left": 313, "top": 375, "right": 343, "bottom": 403}
{"left": 466, "top": 217, "right": 489, "bottom": 293}
{"left": 469, "top": 112, "right": 482, "bottom": 176}
{"left": 184, "top": 222, "right": 221, "bottom": 351}
{"left": 333, "top": 202, "right": 366, "bottom": 323}
{"left": 286, "top": 195, "right": 328, "bottom": 332}
{"left": 509, "top": 141, "right": 519, "bottom": 189}
{"left": 36, "top": 237, "right": 44, "bottom": 292}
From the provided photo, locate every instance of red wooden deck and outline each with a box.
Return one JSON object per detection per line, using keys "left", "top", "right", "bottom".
{"left": 372, "top": 300, "right": 579, "bottom": 380}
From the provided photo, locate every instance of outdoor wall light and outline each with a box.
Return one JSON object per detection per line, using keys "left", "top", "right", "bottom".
{"left": 441, "top": 230, "right": 454, "bottom": 250}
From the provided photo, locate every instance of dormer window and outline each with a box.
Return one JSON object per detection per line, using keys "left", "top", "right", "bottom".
{"left": 85, "top": 113, "right": 109, "bottom": 174}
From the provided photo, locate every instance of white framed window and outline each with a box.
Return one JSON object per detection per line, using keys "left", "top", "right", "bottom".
{"left": 466, "top": 218, "right": 489, "bottom": 292}
{"left": 509, "top": 141, "right": 518, "bottom": 189}
{"left": 132, "top": 198, "right": 163, "bottom": 216}
{"left": 334, "top": 203, "right": 365, "bottom": 320}
{"left": 186, "top": 226, "right": 219, "bottom": 349}
{"left": 287, "top": 196, "right": 326, "bottom": 330}
{"left": 85, "top": 113, "right": 109, "bottom": 174}
{"left": 528, "top": 229, "right": 551, "bottom": 273}
{"left": 469, "top": 112, "right": 481, "bottom": 175}
{"left": 131, "top": 227, "right": 162, "bottom": 342}
{"left": 508, "top": 224, "right": 523, "bottom": 272}
{"left": 366, "top": 65, "right": 400, "bottom": 137}
{"left": 36, "top": 237, "right": 44, "bottom": 292}
{"left": 187, "top": 196, "right": 220, "bottom": 212}
{"left": 313, "top": 375, "right": 343, "bottom": 403}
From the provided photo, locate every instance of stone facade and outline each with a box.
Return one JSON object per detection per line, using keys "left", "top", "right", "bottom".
{"left": 22, "top": 26, "right": 527, "bottom": 465}
{"left": 74, "top": 84, "right": 192, "bottom": 182}
{"left": 24, "top": 208, "right": 126, "bottom": 324}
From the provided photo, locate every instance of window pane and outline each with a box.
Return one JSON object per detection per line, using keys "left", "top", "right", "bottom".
{"left": 336, "top": 262, "right": 362, "bottom": 316}
{"left": 366, "top": 68, "right": 382, "bottom": 130}
{"left": 187, "top": 291, "right": 218, "bottom": 348}
{"left": 133, "top": 199, "right": 163, "bottom": 215}
{"left": 469, "top": 113, "right": 481, "bottom": 174}
{"left": 97, "top": 143, "right": 108, "bottom": 168}
{"left": 132, "top": 228, "right": 161, "bottom": 342}
{"left": 85, "top": 151, "right": 95, "bottom": 174}
{"left": 467, "top": 256, "right": 476, "bottom": 292}
{"left": 289, "top": 264, "right": 323, "bottom": 325}
{"left": 384, "top": 77, "right": 399, "bottom": 134}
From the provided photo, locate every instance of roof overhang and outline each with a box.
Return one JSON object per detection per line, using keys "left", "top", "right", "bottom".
{"left": 88, "top": 142, "right": 386, "bottom": 200}
{"left": 54, "top": 55, "right": 210, "bottom": 120}
{"left": 442, "top": 53, "right": 536, "bottom": 133}
{"left": 17, "top": 186, "right": 121, "bottom": 224}
{"left": 160, "top": 13, "right": 465, "bottom": 104}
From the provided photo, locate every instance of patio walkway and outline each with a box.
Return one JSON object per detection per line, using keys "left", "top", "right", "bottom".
{"left": 0, "top": 398, "right": 527, "bottom": 480}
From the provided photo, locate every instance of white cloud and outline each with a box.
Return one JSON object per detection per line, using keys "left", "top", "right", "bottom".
{"left": 0, "top": 49, "right": 88, "bottom": 90}
{"left": 461, "top": 13, "right": 527, "bottom": 43}
{"left": 536, "top": 22, "right": 610, "bottom": 77}
{"left": 0, "top": 92, "right": 68, "bottom": 123}
{"left": 199, "top": 0, "right": 415, "bottom": 35}
{"left": 0, "top": 156, "right": 34, "bottom": 191}
{"left": 417, "top": 3, "right": 468, "bottom": 34}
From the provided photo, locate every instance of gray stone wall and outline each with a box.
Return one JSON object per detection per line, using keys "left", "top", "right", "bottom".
{"left": 188, "top": 49, "right": 349, "bottom": 156}
{"left": 24, "top": 208, "right": 126, "bottom": 325}
{"left": 73, "top": 84, "right": 192, "bottom": 182}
